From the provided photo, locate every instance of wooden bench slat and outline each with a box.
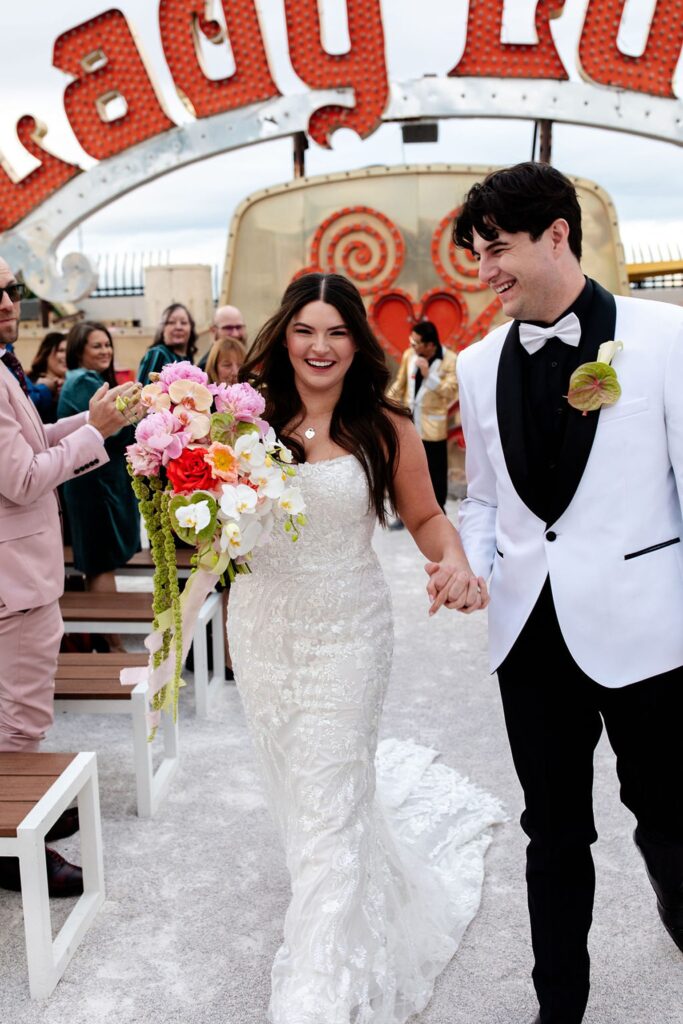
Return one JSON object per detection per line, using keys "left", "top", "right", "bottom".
{"left": 56, "top": 665, "right": 144, "bottom": 680}
{"left": 0, "top": 753, "right": 77, "bottom": 775}
{"left": 58, "top": 653, "right": 148, "bottom": 667}
{"left": 59, "top": 592, "right": 154, "bottom": 622}
{"left": 2, "top": 777, "right": 62, "bottom": 801}
{"left": 55, "top": 680, "right": 135, "bottom": 699}
{"left": 0, "top": 802, "right": 36, "bottom": 837}
{"left": 64, "top": 546, "right": 193, "bottom": 569}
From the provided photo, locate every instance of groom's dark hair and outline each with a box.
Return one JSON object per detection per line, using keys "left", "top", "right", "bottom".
{"left": 453, "top": 162, "right": 583, "bottom": 261}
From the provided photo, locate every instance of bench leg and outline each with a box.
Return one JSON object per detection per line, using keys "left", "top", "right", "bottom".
{"left": 131, "top": 684, "right": 179, "bottom": 818}
{"left": 190, "top": 593, "right": 225, "bottom": 718}
{"left": 17, "top": 753, "right": 105, "bottom": 999}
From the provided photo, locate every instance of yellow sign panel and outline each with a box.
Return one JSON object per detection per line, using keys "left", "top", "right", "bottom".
{"left": 222, "top": 163, "right": 628, "bottom": 363}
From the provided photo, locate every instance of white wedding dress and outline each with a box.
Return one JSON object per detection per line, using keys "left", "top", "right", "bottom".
{"left": 228, "top": 455, "right": 504, "bottom": 1024}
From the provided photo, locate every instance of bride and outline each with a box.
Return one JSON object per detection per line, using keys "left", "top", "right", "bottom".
{"left": 228, "top": 272, "right": 503, "bottom": 1023}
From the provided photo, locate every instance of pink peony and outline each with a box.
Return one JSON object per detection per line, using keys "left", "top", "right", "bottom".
{"left": 127, "top": 442, "right": 162, "bottom": 477}
{"left": 212, "top": 382, "right": 265, "bottom": 421}
{"left": 135, "top": 409, "right": 191, "bottom": 466}
{"left": 158, "top": 361, "right": 208, "bottom": 389}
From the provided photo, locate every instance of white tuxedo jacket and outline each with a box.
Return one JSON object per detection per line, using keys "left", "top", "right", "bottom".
{"left": 457, "top": 284, "right": 683, "bottom": 687}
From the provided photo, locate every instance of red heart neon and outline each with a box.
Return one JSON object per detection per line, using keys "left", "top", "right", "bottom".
{"left": 369, "top": 288, "right": 468, "bottom": 360}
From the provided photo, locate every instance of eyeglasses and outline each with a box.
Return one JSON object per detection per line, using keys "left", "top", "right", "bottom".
{"left": 216, "top": 323, "right": 245, "bottom": 333}
{"left": 0, "top": 282, "right": 26, "bottom": 303}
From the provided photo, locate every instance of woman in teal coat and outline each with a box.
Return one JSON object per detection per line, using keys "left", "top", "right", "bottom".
{"left": 58, "top": 322, "right": 140, "bottom": 594}
{"left": 137, "top": 303, "right": 197, "bottom": 384}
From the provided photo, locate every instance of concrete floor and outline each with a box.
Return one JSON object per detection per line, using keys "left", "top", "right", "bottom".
{"left": 1, "top": 502, "right": 681, "bottom": 1023}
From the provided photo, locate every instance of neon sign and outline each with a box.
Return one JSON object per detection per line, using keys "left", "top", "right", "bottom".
{"left": 0, "top": 0, "right": 681, "bottom": 301}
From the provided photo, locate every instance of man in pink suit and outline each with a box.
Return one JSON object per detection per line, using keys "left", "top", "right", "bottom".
{"left": 0, "top": 256, "right": 138, "bottom": 894}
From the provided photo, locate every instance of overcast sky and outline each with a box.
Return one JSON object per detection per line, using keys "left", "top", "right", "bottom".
{"left": 1, "top": 0, "right": 682, "bottom": 283}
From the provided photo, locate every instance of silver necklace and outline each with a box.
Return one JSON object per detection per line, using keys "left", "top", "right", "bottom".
{"left": 304, "top": 426, "right": 316, "bottom": 440}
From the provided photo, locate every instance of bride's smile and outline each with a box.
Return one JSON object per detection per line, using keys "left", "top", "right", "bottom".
{"left": 285, "top": 299, "right": 357, "bottom": 396}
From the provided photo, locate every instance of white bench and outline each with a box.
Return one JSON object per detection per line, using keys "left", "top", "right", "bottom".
{"left": 59, "top": 590, "right": 225, "bottom": 718}
{"left": 54, "top": 653, "right": 178, "bottom": 818}
{"left": 0, "top": 752, "right": 105, "bottom": 999}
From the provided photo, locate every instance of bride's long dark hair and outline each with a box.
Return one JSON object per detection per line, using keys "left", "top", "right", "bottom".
{"left": 241, "top": 273, "right": 410, "bottom": 525}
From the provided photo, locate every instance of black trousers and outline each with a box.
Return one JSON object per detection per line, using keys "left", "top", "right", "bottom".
{"left": 422, "top": 439, "right": 448, "bottom": 510}
{"left": 497, "top": 579, "right": 683, "bottom": 1024}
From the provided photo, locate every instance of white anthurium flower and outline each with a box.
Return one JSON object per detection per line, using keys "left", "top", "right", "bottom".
{"left": 220, "top": 483, "right": 258, "bottom": 519}
{"left": 174, "top": 500, "right": 211, "bottom": 534}
{"left": 278, "top": 488, "right": 305, "bottom": 516}
{"left": 235, "top": 431, "right": 267, "bottom": 471}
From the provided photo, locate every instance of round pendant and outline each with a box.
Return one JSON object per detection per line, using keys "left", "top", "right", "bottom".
{"left": 304, "top": 427, "right": 316, "bottom": 440}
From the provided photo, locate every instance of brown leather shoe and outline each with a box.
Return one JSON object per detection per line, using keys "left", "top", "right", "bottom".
{"left": 44, "top": 807, "right": 80, "bottom": 843}
{"left": 0, "top": 849, "right": 83, "bottom": 897}
{"left": 45, "top": 847, "right": 84, "bottom": 897}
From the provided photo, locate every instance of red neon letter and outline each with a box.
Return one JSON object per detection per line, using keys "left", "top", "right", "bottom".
{"left": 159, "top": 0, "right": 279, "bottom": 117}
{"left": 451, "top": 0, "right": 568, "bottom": 80}
{"left": 53, "top": 9, "right": 175, "bottom": 161}
{"left": 284, "top": 0, "right": 389, "bottom": 147}
{"left": 0, "top": 117, "right": 79, "bottom": 233}
{"left": 579, "top": 0, "right": 683, "bottom": 98}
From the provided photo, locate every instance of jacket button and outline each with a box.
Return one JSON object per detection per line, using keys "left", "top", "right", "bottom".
{"left": 546, "top": 530, "right": 557, "bottom": 542}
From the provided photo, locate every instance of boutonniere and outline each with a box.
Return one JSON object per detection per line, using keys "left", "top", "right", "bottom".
{"left": 566, "top": 341, "right": 624, "bottom": 416}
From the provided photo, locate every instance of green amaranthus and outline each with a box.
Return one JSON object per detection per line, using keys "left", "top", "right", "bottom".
{"left": 129, "top": 469, "right": 183, "bottom": 726}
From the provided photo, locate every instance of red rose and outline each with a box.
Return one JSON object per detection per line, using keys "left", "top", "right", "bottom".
{"left": 166, "top": 447, "right": 217, "bottom": 494}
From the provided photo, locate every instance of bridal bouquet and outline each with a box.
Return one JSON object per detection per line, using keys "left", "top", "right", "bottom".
{"left": 120, "top": 360, "right": 305, "bottom": 725}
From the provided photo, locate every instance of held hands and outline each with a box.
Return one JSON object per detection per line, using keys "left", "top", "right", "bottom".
{"left": 424, "top": 560, "right": 489, "bottom": 616}
{"left": 88, "top": 381, "right": 142, "bottom": 438}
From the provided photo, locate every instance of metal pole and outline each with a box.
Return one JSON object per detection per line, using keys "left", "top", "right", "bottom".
{"left": 293, "top": 132, "right": 308, "bottom": 179}
{"left": 539, "top": 119, "right": 553, "bottom": 164}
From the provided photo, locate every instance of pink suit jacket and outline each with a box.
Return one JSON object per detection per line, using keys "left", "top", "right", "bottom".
{"left": 0, "top": 359, "right": 110, "bottom": 613}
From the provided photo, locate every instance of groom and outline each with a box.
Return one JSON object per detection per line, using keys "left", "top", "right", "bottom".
{"left": 448, "top": 162, "right": 683, "bottom": 1024}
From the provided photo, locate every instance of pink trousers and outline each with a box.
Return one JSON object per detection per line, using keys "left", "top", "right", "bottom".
{"left": 0, "top": 599, "right": 63, "bottom": 752}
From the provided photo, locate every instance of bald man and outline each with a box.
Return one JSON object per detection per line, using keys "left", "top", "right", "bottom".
{"left": 0, "top": 257, "right": 138, "bottom": 895}
{"left": 198, "top": 305, "right": 247, "bottom": 370}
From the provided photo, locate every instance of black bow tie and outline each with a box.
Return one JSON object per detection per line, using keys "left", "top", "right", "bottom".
{"left": 2, "top": 349, "right": 30, "bottom": 398}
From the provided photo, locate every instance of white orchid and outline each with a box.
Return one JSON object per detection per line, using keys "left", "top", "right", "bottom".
{"left": 174, "top": 500, "right": 212, "bottom": 534}
{"left": 278, "top": 488, "right": 305, "bottom": 516}
{"left": 220, "top": 482, "right": 258, "bottom": 520}
{"left": 219, "top": 517, "right": 262, "bottom": 557}
{"left": 235, "top": 431, "right": 267, "bottom": 471}
{"left": 250, "top": 462, "right": 287, "bottom": 499}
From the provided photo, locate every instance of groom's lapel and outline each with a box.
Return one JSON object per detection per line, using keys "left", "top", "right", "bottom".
{"left": 545, "top": 281, "right": 617, "bottom": 527}
{"left": 496, "top": 321, "right": 546, "bottom": 520}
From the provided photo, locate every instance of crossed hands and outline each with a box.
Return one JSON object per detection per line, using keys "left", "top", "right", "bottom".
{"left": 424, "top": 561, "right": 489, "bottom": 616}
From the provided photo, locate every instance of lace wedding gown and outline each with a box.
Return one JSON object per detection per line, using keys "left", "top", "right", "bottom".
{"left": 228, "top": 455, "right": 504, "bottom": 1024}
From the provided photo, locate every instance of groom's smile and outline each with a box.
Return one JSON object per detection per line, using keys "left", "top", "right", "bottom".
{"left": 473, "top": 224, "right": 577, "bottom": 324}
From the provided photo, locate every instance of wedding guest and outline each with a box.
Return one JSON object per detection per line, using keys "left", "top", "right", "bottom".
{"left": 204, "top": 336, "right": 246, "bottom": 385}
{"left": 27, "top": 331, "right": 67, "bottom": 422}
{"left": 138, "top": 302, "right": 197, "bottom": 385}
{"left": 0, "top": 260, "right": 139, "bottom": 895}
{"left": 58, "top": 323, "right": 140, "bottom": 648}
{"left": 198, "top": 304, "right": 247, "bottom": 371}
{"left": 450, "top": 161, "right": 683, "bottom": 1024}
{"left": 387, "top": 320, "right": 458, "bottom": 530}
